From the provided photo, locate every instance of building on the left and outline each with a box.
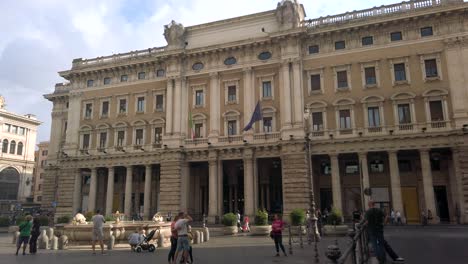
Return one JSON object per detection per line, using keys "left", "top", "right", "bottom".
{"left": 0, "top": 95, "right": 41, "bottom": 215}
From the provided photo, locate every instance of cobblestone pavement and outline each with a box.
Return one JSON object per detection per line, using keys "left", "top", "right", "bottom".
{"left": 0, "top": 225, "right": 467, "bottom": 264}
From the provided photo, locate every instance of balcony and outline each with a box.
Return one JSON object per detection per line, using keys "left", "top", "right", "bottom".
{"left": 253, "top": 132, "right": 281, "bottom": 142}
{"left": 219, "top": 135, "right": 243, "bottom": 143}
{"left": 185, "top": 138, "right": 209, "bottom": 146}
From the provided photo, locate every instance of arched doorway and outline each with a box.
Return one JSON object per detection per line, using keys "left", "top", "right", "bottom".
{"left": 0, "top": 167, "right": 20, "bottom": 200}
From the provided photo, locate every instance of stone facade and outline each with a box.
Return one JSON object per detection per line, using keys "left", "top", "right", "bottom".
{"left": 43, "top": 0, "right": 468, "bottom": 224}
{"left": 32, "top": 141, "right": 49, "bottom": 203}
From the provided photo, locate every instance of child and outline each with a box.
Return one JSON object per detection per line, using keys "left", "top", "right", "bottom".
{"left": 242, "top": 216, "right": 250, "bottom": 232}
{"left": 128, "top": 229, "right": 141, "bottom": 251}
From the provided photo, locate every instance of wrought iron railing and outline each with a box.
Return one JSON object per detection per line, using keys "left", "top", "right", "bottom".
{"left": 326, "top": 221, "right": 370, "bottom": 264}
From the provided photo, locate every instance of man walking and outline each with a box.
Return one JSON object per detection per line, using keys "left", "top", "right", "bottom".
{"left": 91, "top": 210, "right": 106, "bottom": 255}
{"left": 173, "top": 212, "right": 192, "bottom": 264}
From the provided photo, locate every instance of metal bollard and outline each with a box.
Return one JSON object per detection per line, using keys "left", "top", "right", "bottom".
{"left": 288, "top": 226, "right": 293, "bottom": 255}
{"left": 299, "top": 226, "right": 304, "bottom": 249}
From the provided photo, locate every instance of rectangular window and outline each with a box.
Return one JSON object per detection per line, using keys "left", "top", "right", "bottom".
{"left": 263, "top": 117, "right": 273, "bottom": 133}
{"left": 40, "top": 173, "right": 44, "bottom": 179}
{"left": 228, "top": 86, "right": 237, "bottom": 102}
{"left": 12, "top": 126, "right": 18, "bottom": 134}
{"left": 120, "top": 75, "right": 128, "bottom": 82}
{"left": 390, "top": 31, "right": 402, "bottom": 41}
{"left": 394, "top": 63, "right": 407, "bottom": 81}
{"left": 85, "top": 103, "right": 92, "bottom": 118}
{"left": 309, "top": 45, "right": 319, "bottom": 54}
{"left": 195, "top": 90, "right": 204, "bottom": 106}
{"left": 135, "top": 129, "right": 143, "bottom": 145}
{"left": 337, "top": 71, "right": 348, "bottom": 88}
{"left": 429, "top": 101, "right": 444, "bottom": 121}
{"left": 138, "top": 72, "right": 146, "bottom": 80}
{"left": 99, "top": 132, "right": 107, "bottom": 148}
{"left": 103, "top": 77, "right": 111, "bottom": 85}
{"left": 368, "top": 107, "right": 381, "bottom": 127}
{"left": 339, "top": 109, "right": 351, "bottom": 129}
{"left": 364, "top": 67, "right": 377, "bottom": 85}
{"left": 101, "top": 101, "right": 109, "bottom": 117}
{"left": 370, "top": 160, "right": 384, "bottom": 173}
{"left": 194, "top": 124, "right": 203, "bottom": 138}
{"left": 19, "top": 127, "right": 25, "bottom": 135}
{"left": 82, "top": 134, "right": 90, "bottom": 149}
{"left": 424, "top": 59, "right": 438, "bottom": 78}
{"left": 262, "top": 81, "right": 272, "bottom": 98}
{"left": 154, "top": 127, "right": 162, "bottom": 143}
{"left": 227, "top": 120, "right": 237, "bottom": 136}
{"left": 4, "top": 124, "right": 11, "bottom": 132}
{"left": 421, "top": 27, "right": 433, "bottom": 37}
{"left": 38, "top": 184, "right": 41, "bottom": 191}
{"left": 398, "top": 104, "right": 411, "bottom": 124}
{"left": 345, "top": 162, "right": 359, "bottom": 174}
{"left": 310, "top": 74, "right": 321, "bottom": 92}
{"left": 155, "top": 95, "right": 164, "bottom": 111}
{"left": 362, "top": 36, "right": 373, "bottom": 46}
{"left": 117, "top": 131, "right": 125, "bottom": 146}
{"left": 156, "top": 69, "right": 165, "bottom": 77}
{"left": 137, "top": 97, "right": 145, "bottom": 112}
{"left": 119, "top": 99, "right": 127, "bottom": 113}
{"left": 335, "top": 41, "right": 346, "bottom": 50}
{"left": 87, "top": 80, "right": 94, "bottom": 87}
{"left": 312, "top": 112, "right": 323, "bottom": 131}
{"left": 398, "top": 160, "right": 412, "bottom": 172}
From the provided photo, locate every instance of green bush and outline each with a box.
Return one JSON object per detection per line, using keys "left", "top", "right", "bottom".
{"left": 105, "top": 215, "right": 116, "bottom": 222}
{"left": 290, "top": 209, "right": 306, "bottom": 226}
{"left": 85, "top": 212, "right": 94, "bottom": 222}
{"left": 0, "top": 217, "right": 10, "bottom": 227}
{"left": 326, "top": 207, "right": 343, "bottom": 225}
{"left": 36, "top": 216, "right": 49, "bottom": 226}
{"left": 254, "top": 209, "right": 268, "bottom": 226}
{"left": 15, "top": 216, "right": 25, "bottom": 225}
{"left": 57, "top": 216, "right": 71, "bottom": 224}
{"left": 222, "top": 213, "right": 237, "bottom": 226}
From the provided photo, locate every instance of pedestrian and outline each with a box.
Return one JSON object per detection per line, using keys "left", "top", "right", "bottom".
{"left": 365, "top": 201, "right": 404, "bottom": 263}
{"left": 242, "top": 215, "right": 250, "bottom": 232}
{"left": 271, "top": 214, "right": 287, "bottom": 257}
{"left": 91, "top": 209, "right": 106, "bottom": 255}
{"left": 168, "top": 215, "right": 180, "bottom": 264}
{"left": 396, "top": 211, "right": 402, "bottom": 225}
{"left": 181, "top": 225, "right": 194, "bottom": 264}
{"left": 15, "top": 215, "right": 32, "bottom": 256}
{"left": 316, "top": 209, "right": 323, "bottom": 236}
{"left": 128, "top": 228, "right": 141, "bottom": 251}
{"left": 236, "top": 210, "right": 241, "bottom": 229}
{"left": 173, "top": 212, "right": 192, "bottom": 264}
{"left": 390, "top": 209, "right": 395, "bottom": 225}
{"left": 29, "top": 217, "right": 40, "bottom": 254}
{"left": 421, "top": 210, "right": 428, "bottom": 226}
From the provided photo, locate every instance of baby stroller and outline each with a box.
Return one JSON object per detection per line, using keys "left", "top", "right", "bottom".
{"left": 135, "top": 229, "right": 158, "bottom": 253}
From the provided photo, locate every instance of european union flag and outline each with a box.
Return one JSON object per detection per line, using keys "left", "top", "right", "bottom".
{"left": 243, "top": 101, "right": 262, "bottom": 131}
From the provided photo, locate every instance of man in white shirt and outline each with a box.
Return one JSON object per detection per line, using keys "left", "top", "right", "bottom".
{"left": 173, "top": 212, "right": 192, "bottom": 264}
{"left": 91, "top": 210, "right": 106, "bottom": 255}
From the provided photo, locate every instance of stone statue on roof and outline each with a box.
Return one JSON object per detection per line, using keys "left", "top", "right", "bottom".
{"left": 0, "top": 95, "right": 5, "bottom": 109}
{"left": 276, "top": 0, "right": 306, "bottom": 30}
{"left": 164, "top": 20, "right": 186, "bottom": 50}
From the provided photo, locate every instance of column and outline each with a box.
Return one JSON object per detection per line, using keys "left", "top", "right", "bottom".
{"left": 180, "top": 78, "right": 188, "bottom": 137}
{"left": 173, "top": 78, "right": 182, "bottom": 135}
{"left": 330, "top": 154, "right": 342, "bottom": 212}
{"left": 281, "top": 62, "right": 292, "bottom": 129}
{"left": 243, "top": 150, "right": 255, "bottom": 217}
{"left": 451, "top": 148, "right": 465, "bottom": 224}
{"left": 143, "top": 165, "right": 152, "bottom": 220}
{"left": 208, "top": 159, "right": 218, "bottom": 222}
{"left": 105, "top": 167, "right": 114, "bottom": 216}
{"left": 358, "top": 152, "right": 371, "bottom": 210}
{"left": 180, "top": 162, "right": 189, "bottom": 212}
{"left": 243, "top": 68, "right": 255, "bottom": 131}
{"left": 166, "top": 80, "right": 174, "bottom": 135}
{"left": 88, "top": 168, "right": 97, "bottom": 213}
{"left": 217, "top": 160, "right": 223, "bottom": 218}
{"left": 72, "top": 170, "right": 82, "bottom": 214}
{"left": 420, "top": 149, "right": 439, "bottom": 223}
{"left": 65, "top": 92, "right": 81, "bottom": 147}
{"left": 124, "top": 166, "right": 133, "bottom": 217}
{"left": 292, "top": 60, "right": 304, "bottom": 126}
{"left": 209, "top": 73, "right": 220, "bottom": 138}
{"left": 388, "top": 151, "right": 404, "bottom": 217}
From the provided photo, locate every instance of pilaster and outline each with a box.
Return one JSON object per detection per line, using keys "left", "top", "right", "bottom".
{"left": 88, "top": 168, "right": 97, "bottom": 213}
{"left": 72, "top": 169, "right": 82, "bottom": 215}
{"left": 243, "top": 148, "right": 255, "bottom": 217}
{"left": 208, "top": 150, "right": 219, "bottom": 222}
{"left": 124, "top": 166, "right": 133, "bottom": 216}
{"left": 358, "top": 152, "right": 371, "bottom": 210}
{"left": 143, "top": 165, "right": 152, "bottom": 220}
{"left": 330, "top": 153, "right": 343, "bottom": 213}
{"left": 388, "top": 151, "right": 404, "bottom": 218}
{"left": 419, "top": 149, "right": 439, "bottom": 223}
{"left": 209, "top": 73, "right": 220, "bottom": 140}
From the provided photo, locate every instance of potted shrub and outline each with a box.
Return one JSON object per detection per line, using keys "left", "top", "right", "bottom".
{"left": 57, "top": 216, "right": 71, "bottom": 224}
{"left": 289, "top": 209, "right": 306, "bottom": 235}
{"left": 222, "top": 213, "right": 238, "bottom": 235}
{"left": 251, "top": 209, "right": 271, "bottom": 236}
{"left": 323, "top": 207, "right": 348, "bottom": 236}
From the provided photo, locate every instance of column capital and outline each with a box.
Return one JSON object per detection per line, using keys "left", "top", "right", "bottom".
{"left": 243, "top": 148, "right": 254, "bottom": 160}
{"left": 358, "top": 152, "right": 368, "bottom": 159}
{"left": 387, "top": 149, "right": 399, "bottom": 155}
{"left": 419, "top": 148, "right": 431, "bottom": 155}
{"left": 208, "top": 150, "right": 218, "bottom": 162}
{"left": 243, "top": 67, "right": 253, "bottom": 73}
{"left": 209, "top": 72, "right": 219, "bottom": 79}
{"left": 108, "top": 166, "right": 115, "bottom": 171}
{"left": 145, "top": 164, "right": 152, "bottom": 169}
{"left": 329, "top": 153, "right": 339, "bottom": 159}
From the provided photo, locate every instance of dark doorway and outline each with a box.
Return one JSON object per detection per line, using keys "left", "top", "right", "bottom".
{"left": 189, "top": 162, "right": 209, "bottom": 220}
{"left": 320, "top": 188, "right": 333, "bottom": 212}
{"left": 434, "top": 186, "right": 450, "bottom": 222}
{"left": 257, "top": 158, "right": 283, "bottom": 215}
{"left": 222, "top": 160, "right": 244, "bottom": 214}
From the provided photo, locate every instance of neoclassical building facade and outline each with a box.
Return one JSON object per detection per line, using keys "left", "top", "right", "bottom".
{"left": 43, "top": 0, "right": 468, "bottom": 224}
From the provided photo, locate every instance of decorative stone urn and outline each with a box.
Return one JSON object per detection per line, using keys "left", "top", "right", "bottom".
{"left": 250, "top": 225, "right": 271, "bottom": 236}
{"left": 223, "top": 226, "right": 238, "bottom": 235}
{"left": 323, "top": 225, "right": 349, "bottom": 236}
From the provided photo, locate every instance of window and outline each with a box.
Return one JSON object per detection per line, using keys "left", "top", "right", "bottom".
{"left": 137, "top": 97, "right": 145, "bottom": 112}
{"left": 321, "top": 162, "right": 331, "bottom": 175}
{"left": 120, "top": 75, "right": 128, "bottom": 82}
{"left": 4, "top": 124, "right": 10, "bottom": 132}
{"left": 431, "top": 158, "right": 441, "bottom": 171}
{"left": 103, "top": 77, "right": 111, "bottom": 85}
{"left": 82, "top": 134, "right": 90, "bottom": 149}
{"left": 99, "top": 132, "right": 107, "bottom": 148}
{"left": 421, "top": 27, "right": 433, "bottom": 37}
{"left": 364, "top": 67, "right": 377, "bottom": 85}
{"left": 398, "top": 104, "right": 411, "bottom": 124}
{"left": 119, "top": 99, "right": 127, "bottom": 113}
{"left": 154, "top": 127, "right": 162, "bottom": 143}
{"left": 195, "top": 90, "right": 204, "bottom": 106}
{"left": 138, "top": 72, "right": 146, "bottom": 80}
{"left": 19, "top": 127, "right": 25, "bottom": 135}
{"left": 339, "top": 109, "right": 351, "bottom": 129}
{"left": 9, "top": 141, "right": 16, "bottom": 154}
{"left": 135, "top": 129, "right": 144, "bottom": 145}
{"left": 335, "top": 41, "right": 346, "bottom": 50}
{"left": 101, "top": 101, "right": 109, "bottom": 117}
{"left": 227, "top": 120, "right": 237, "bottom": 136}
{"left": 258, "top": 51, "right": 272, "bottom": 60}
{"left": 309, "top": 45, "right": 319, "bottom": 54}
{"left": 228, "top": 86, "right": 236, "bottom": 102}
{"left": 310, "top": 74, "right": 321, "bottom": 92}
{"left": 424, "top": 59, "right": 438, "bottom": 78}
{"left": 42, "top": 150, "right": 48, "bottom": 156}
{"left": 224, "top": 57, "right": 237, "bottom": 66}
{"left": 12, "top": 126, "right": 17, "bottom": 134}
{"left": 263, "top": 117, "right": 272, "bottom": 132}
{"left": 194, "top": 124, "right": 203, "bottom": 138}
{"left": 398, "top": 160, "right": 412, "bottom": 172}
{"left": 156, "top": 95, "right": 164, "bottom": 111}
{"left": 362, "top": 36, "right": 373, "bottom": 46}
{"left": 85, "top": 103, "right": 92, "bottom": 119}
{"left": 345, "top": 162, "right": 359, "bottom": 174}
{"left": 41, "top": 160, "right": 45, "bottom": 167}
{"left": 337, "top": 71, "right": 348, "bottom": 88}
{"left": 312, "top": 112, "right": 323, "bottom": 131}
{"left": 370, "top": 160, "right": 384, "bottom": 173}
{"left": 40, "top": 173, "right": 44, "bottom": 179}
{"left": 390, "top": 31, "right": 402, "bottom": 41}
{"left": 192, "top": 62, "right": 204, "bottom": 71}
{"left": 156, "top": 69, "right": 165, "bottom": 77}
{"left": 368, "top": 107, "right": 381, "bottom": 127}
{"left": 87, "top": 80, "right": 94, "bottom": 87}
{"left": 394, "top": 63, "right": 406, "bottom": 81}
{"left": 429, "top": 101, "right": 444, "bottom": 121}
{"left": 262, "top": 81, "right": 272, "bottom": 98}
{"left": 38, "top": 184, "right": 41, "bottom": 191}
{"left": 2, "top": 139, "right": 7, "bottom": 153}
{"left": 17, "top": 142, "right": 23, "bottom": 155}
{"left": 117, "top": 131, "right": 125, "bottom": 146}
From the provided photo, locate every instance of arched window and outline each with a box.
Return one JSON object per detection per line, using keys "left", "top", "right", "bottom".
{"left": 0, "top": 167, "right": 20, "bottom": 200}
{"left": 2, "top": 139, "right": 8, "bottom": 153}
{"left": 17, "top": 142, "right": 23, "bottom": 156}
{"left": 9, "top": 141, "right": 16, "bottom": 154}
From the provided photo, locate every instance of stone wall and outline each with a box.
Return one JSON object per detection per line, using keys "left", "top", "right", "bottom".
{"left": 158, "top": 152, "right": 183, "bottom": 214}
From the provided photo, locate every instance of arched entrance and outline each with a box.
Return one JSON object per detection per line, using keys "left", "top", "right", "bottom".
{"left": 0, "top": 167, "right": 20, "bottom": 200}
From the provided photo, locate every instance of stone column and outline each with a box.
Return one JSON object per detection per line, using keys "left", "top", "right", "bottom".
{"left": 105, "top": 167, "right": 114, "bottom": 216}
{"left": 173, "top": 78, "right": 182, "bottom": 136}
{"left": 388, "top": 151, "right": 404, "bottom": 217}
{"left": 208, "top": 157, "right": 218, "bottom": 222}
{"left": 292, "top": 60, "right": 304, "bottom": 126}
{"left": 144, "top": 165, "right": 152, "bottom": 220}
{"left": 243, "top": 68, "right": 255, "bottom": 132}
{"left": 166, "top": 80, "right": 174, "bottom": 135}
{"left": 124, "top": 166, "right": 133, "bottom": 217}
{"left": 88, "top": 168, "right": 97, "bottom": 213}
{"left": 358, "top": 152, "right": 371, "bottom": 210}
{"left": 180, "top": 162, "right": 189, "bottom": 211}
{"left": 420, "top": 149, "right": 439, "bottom": 223}
{"left": 330, "top": 154, "right": 342, "bottom": 212}
{"left": 217, "top": 159, "right": 224, "bottom": 218}
{"left": 72, "top": 169, "right": 82, "bottom": 214}
{"left": 209, "top": 73, "right": 220, "bottom": 139}
{"left": 281, "top": 62, "right": 292, "bottom": 129}
{"left": 64, "top": 92, "right": 82, "bottom": 149}
{"left": 243, "top": 149, "right": 255, "bottom": 217}
{"left": 450, "top": 148, "right": 465, "bottom": 224}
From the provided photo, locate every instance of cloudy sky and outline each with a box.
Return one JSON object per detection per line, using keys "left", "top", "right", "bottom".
{"left": 0, "top": 0, "right": 400, "bottom": 143}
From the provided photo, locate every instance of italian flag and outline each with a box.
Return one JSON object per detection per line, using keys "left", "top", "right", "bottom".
{"left": 189, "top": 111, "right": 195, "bottom": 140}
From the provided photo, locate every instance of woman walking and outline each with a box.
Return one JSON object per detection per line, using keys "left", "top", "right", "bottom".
{"left": 15, "top": 215, "right": 32, "bottom": 256}
{"left": 29, "top": 218, "right": 40, "bottom": 254}
{"left": 271, "top": 214, "right": 287, "bottom": 257}
{"left": 168, "top": 215, "right": 179, "bottom": 264}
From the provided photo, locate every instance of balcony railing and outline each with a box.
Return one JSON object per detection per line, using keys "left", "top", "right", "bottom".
{"left": 185, "top": 138, "right": 209, "bottom": 145}
{"left": 219, "top": 135, "right": 243, "bottom": 143}
{"left": 253, "top": 132, "right": 281, "bottom": 141}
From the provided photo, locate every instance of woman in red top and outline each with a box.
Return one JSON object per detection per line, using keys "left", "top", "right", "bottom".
{"left": 271, "top": 214, "right": 287, "bottom": 257}
{"left": 168, "top": 215, "right": 179, "bottom": 263}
